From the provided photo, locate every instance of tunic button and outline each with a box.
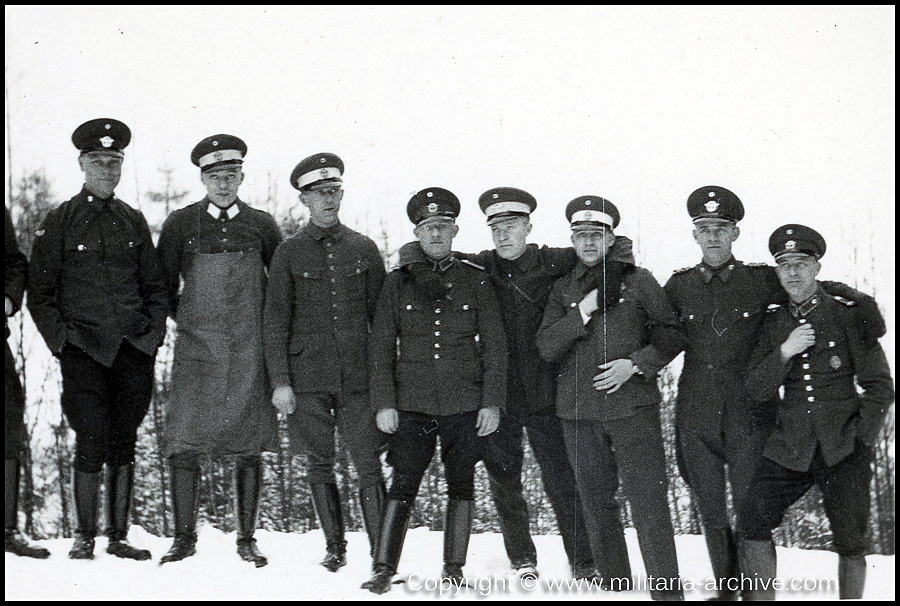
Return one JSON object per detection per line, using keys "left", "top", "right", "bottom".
{"left": 808, "top": 396, "right": 815, "bottom": 402}
{"left": 435, "top": 320, "right": 440, "bottom": 326}
{"left": 434, "top": 354, "right": 440, "bottom": 359}
{"left": 805, "top": 385, "right": 813, "bottom": 391}
{"left": 435, "top": 331, "right": 441, "bottom": 336}
{"left": 329, "top": 266, "right": 335, "bottom": 271}
{"left": 799, "top": 319, "right": 806, "bottom": 324}
{"left": 88, "top": 196, "right": 94, "bottom": 202}
{"left": 435, "top": 309, "right": 441, "bottom": 314}
{"left": 331, "top": 278, "right": 336, "bottom": 283}
{"left": 803, "top": 364, "right": 810, "bottom": 369}
{"left": 328, "top": 254, "right": 334, "bottom": 259}
{"left": 222, "top": 227, "right": 227, "bottom": 232}
{"left": 804, "top": 374, "right": 811, "bottom": 380}
{"left": 802, "top": 353, "right": 809, "bottom": 358}
{"left": 743, "top": 312, "right": 749, "bottom": 317}
{"left": 688, "top": 314, "right": 694, "bottom": 320}
{"left": 435, "top": 343, "right": 440, "bottom": 349}
{"left": 326, "top": 242, "right": 332, "bottom": 246}
{"left": 333, "top": 316, "right": 337, "bottom": 321}
{"left": 707, "top": 364, "right": 714, "bottom": 370}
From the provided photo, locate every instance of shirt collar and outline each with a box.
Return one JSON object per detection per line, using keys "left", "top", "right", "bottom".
{"left": 307, "top": 221, "right": 344, "bottom": 242}
{"left": 790, "top": 285, "right": 826, "bottom": 319}
{"left": 206, "top": 199, "right": 242, "bottom": 220}
{"left": 496, "top": 243, "right": 538, "bottom": 273}
{"left": 699, "top": 257, "right": 738, "bottom": 284}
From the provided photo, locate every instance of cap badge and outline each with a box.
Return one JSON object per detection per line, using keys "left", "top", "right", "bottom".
{"left": 492, "top": 193, "right": 499, "bottom": 199}
{"left": 786, "top": 229, "right": 793, "bottom": 235}
{"left": 320, "top": 168, "right": 329, "bottom": 178}
{"left": 213, "top": 151, "right": 224, "bottom": 162}
{"left": 426, "top": 191, "right": 434, "bottom": 198}
{"left": 212, "top": 140, "right": 219, "bottom": 147}
{"left": 319, "top": 157, "right": 326, "bottom": 164}
{"left": 104, "top": 124, "right": 111, "bottom": 130}
{"left": 584, "top": 211, "right": 593, "bottom": 220}
{"left": 427, "top": 203, "right": 438, "bottom": 213}
{"left": 708, "top": 191, "right": 716, "bottom": 197}
{"left": 785, "top": 240, "right": 796, "bottom": 250}
{"left": 585, "top": 200, "right": 592, "bottom": 206}
{"left": 99, "top": 136, "right": 114, "bottom": 148}
{"left": 830, "top": 355, "right": 841, "bottom": 369}
{"left": 705, "top": 200, "right": 719, "bottom": 212}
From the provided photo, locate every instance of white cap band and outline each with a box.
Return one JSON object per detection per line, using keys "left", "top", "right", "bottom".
{"left": 570, "top": 210, "right": 614, "bottom": 228}
{"left": 484, "top": 201, "right": 532, "bottom": 218}
{"left": 295, "top": 166, "right": 342, "bottom": 189}
{"left": 198, "top": 149, "right": 244, "bottom": 168}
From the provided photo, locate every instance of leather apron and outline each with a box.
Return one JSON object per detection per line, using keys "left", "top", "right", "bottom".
{"left": 162, "top": 249, "right": 277, "bottom": 457}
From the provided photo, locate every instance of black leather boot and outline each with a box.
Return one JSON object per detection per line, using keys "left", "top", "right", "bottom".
{"left": 442, "top": 499, "right": 474, "bottom": 585}
{"left": 159, "top": 464, "right": 200, "bottom": 565}
{"left": 5, "top": 458, "right": 50, "bottom": 559}
{"left": 838, "top": 555, "right": 866, "bottom": 600}
{"left": 361, "top": 498, "right": 412, "bottom": 594}
{"left": 69, "top": 469, "right": 101, "bottom": 560}
{"left": 739, "top": 539, "right": 777, "bottom": 601}
{"left": 105, "top": 464, "right": 151, "bottom": 560}
{"left": 235, "top": 456, "right": 267, "bottom": 567}
{"left": 310, "top": 483, "right": 346, "bottom": 572}
{"left": 359, "top": 482, "right": 387, "bottom": 559}
{"left": 704, "top": 527, "right": 739, "bottom": 600}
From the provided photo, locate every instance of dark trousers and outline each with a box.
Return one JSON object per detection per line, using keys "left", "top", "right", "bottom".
{"left": 286, "top": 390, "right": 385, "bottom": 488}
{"left": 387, "top": 411, "right": 481, "bottom": 501}
{"left": 738, "top": 442, "right": 873, "bottom": 556}
{"left": 5, "top": 342, "right": 25, "bottom": 459}
{"left": 59, "top": 342, "right": 154, "bottom": 473}
{"left": 676, "top": 412, "right": 769, "bottom": 531}
{"left": 561, "top": 405, "right": 681, "bottom": 585}
{"left": 482, "top": 407, "right": 593, "bottom": 568}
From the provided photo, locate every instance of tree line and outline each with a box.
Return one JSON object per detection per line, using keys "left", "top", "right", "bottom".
{"left": 6, "top": 169, "right": 894, "bottom": 556}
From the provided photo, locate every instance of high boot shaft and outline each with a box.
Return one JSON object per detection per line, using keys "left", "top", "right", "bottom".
{"left": 310, "top": 483, "right": 347, "bottom": 572}
{"left": 234, "top": 456, "right": 267, "bottom": 567}
{"left": 69, "top": 469, "right": 101, "bottom": 560}
{"left": 362, "top": 498, "right": 413, "bottom": 594}
{"left": 739, "top": 539, "right": 777, "bottom": 601}
{"left": 359, "top": 482, "right": 387, "bottom": 558}
{"left": 838, "top": 555, "right": 866, "bottom": 600}
{"left": 5, "top": 459, "right": 50, "bottom": 559}
{"left": 104, "top": 463, "right": 151, "bottom": 561}
{"left": 442, "top": 499, "right": 475, "bottom": 583}
{"left": 159, "top": 464, "right": 200, "bottom": 565}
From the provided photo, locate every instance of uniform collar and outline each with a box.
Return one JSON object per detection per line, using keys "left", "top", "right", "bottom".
{"left": 79, "top": 186, "right": 116, "bottom": 204}
{"left": 206, "top": 199, "right": 243, "bottom": 220}
{"left": 699, "top": 257, "right": 739, "bottom": 284}
{"left": 307, "top": 221, "right": 344, "bottom": 242}
{"left": 430, "top": 255, "right": 457, "bottom": 273}
{"left": 496, "top": 243, "right": 539, "bottom": 273}
{"left": 790, "top": 285, "right": 826, "bottom": 319}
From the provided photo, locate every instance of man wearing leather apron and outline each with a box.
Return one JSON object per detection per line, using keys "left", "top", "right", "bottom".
{"left": 156, "top": 134, "right": 283, "bottom": 567}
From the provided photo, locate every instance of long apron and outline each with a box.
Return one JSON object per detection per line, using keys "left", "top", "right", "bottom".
{"left": 162, "top": 249, "right": 277, "bottom": 457}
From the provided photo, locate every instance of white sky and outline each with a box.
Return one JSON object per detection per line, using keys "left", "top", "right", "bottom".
{"left": 4, "top": 5, "right": 895, "bottom": 343}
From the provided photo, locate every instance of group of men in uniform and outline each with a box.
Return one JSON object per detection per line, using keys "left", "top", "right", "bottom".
{"left": 4, "top": 117, "right": 893, "bottom": 601}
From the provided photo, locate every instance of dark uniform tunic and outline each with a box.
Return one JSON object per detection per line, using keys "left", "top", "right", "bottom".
{"left": 5, "top": 208, "right": 28, "bottom": 458}
{"left": 738, "top": 287, "right": 894, "bottom": 556}
{"left": 263, "top": 221, "right": 386, "bottom": 487}
{"left": 369, "top": 255, "right": 507, "bottom": 501}
{"left": 663, "top": 258, "right": 780, "bottom": 530}
{"left": 536, "top": 259, "right": 684, "bottom": 588}
{"left": 28, "top": 188, "right": 168, "bottom": 472}
{"left": 156, "top": 199, "right": 282, "bottom": 458}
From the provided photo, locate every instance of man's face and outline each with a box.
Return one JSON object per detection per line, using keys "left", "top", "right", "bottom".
{"left": 693, "top": 220, "right": 739, "bottom": 267}
{"left": 79, "top": 153, "right": 123, "bottom": 199}
{"left": 414, "top": 220, "right": 459, "bottom": 260}
{"left": 301, "top": 185, "right": 343, "bottom": 228}
{"left": 201, "top": 165, "right": 244, "bottom": 208}
{"left": 490, "top": 216, "right": 531, "bottom": 260}
{"left": 571, "top": 227, "right": 615, "bottom": 266}
{"left": 775, "top": 254, "right": 821, "bottom": 303}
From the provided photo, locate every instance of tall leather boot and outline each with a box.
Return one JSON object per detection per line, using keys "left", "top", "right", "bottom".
{"left": 838, "top": 555, "right": 866, "bottom": 600}
{"left": 159, "top": 464, "right": 200, "bottom": 565}
{"left": 310, "top": 483, "right": 347, "bottom": 572}
{"left": 362, "top": 498, "right": 413, "bottom": 594}
{"left": 739, "top": 539, "right": 777, "bottom": 601}
{"left": 442, "top": 499, "right": 475, "bottom": 584}
{"left": 359, "top": 482, "right": 387, "bottom": 559}
{"left": 69, "top": 469, "right": 101, "bottom": 560}
{"left": 5, "top": 458, "right": 50, "bottom": 558}
{"left": 105, "top": 463, "right": 151, "bottom": 560}
{"left": 704, "top": 527, "right": 739, "bottom": 600}
{"left": 235, "top": 456, "right": 267, "bottom": 567}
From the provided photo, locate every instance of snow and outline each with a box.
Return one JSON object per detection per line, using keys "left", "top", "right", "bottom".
{"left": 6, "top": 526, "right": 894, "bottom": 601}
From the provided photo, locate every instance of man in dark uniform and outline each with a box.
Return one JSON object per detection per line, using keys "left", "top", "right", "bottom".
{"left": 362, "top": 187, "right": 507, "bottom": 594}
{"left": 264, "top": 152, "right": 387, "bottom": 573}
{"left": 738, "top": 225, "right": 893, "bottom": 601}
{"left": 536, "top": 196, "right": 685, "bottom": 600}
{"left": 664, "top": 186, "right": 885, "bottom": 600}
{"left": 5, "top": 207, "right": 50, "bottom": 559}
{"left": 156, "top": 135, "right": 283, "bottom": 567}
{"left": 28, "top": 118, "right": 168, "bottom": 561}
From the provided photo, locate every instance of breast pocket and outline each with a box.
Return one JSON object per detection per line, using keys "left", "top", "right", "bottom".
{"left": 342, "top": 259, "right": 369, "bottom": 301}
{"left": 296, "top": 268, "right": 326, "bottom": 301}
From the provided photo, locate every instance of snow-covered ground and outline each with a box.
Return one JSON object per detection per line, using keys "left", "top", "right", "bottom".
{"left": 5, "top": 526, "right": 894, "bottom": 601}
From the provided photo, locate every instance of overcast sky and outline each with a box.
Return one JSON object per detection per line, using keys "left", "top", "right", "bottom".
{"left": 5, "top": 6, "right": 895, "bottom": 337}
